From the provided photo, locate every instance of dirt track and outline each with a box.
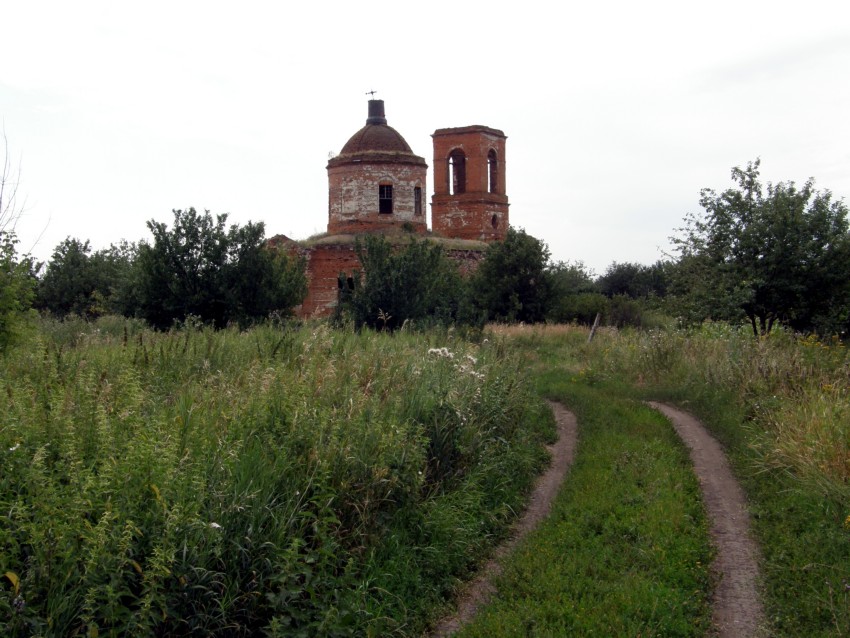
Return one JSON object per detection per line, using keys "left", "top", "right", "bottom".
{"left": 428, "top": 401, "right": 766, "bottom": 637}
{"left": 649, "top": 402, "right": 766, "bottom": 637}
{"left": 428, "top": 401, "right": 578, "bottom": 637}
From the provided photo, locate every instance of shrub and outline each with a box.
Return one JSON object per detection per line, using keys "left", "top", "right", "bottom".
{"left": 0, "top": 320, "right": 551, "bottom": 636}
{"left": 0, "top": 232, "right": 34, "bottom": 352}
{"left": 470, "top": 227, "right": 552, "bottom": 323}
{"left": 137, "top": 209, "right": 306, "bottom": 329}
{"left": 341, "top": 234, "right": 474, "bottom": 330}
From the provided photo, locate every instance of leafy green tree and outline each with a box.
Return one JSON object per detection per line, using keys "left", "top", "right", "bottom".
{"left": 471, "top": 227, "right": 552, "bottom": 323}
{"left": 0, "top": 134, "right": 36, "bottom": 350}
{"left": 0, "top": 232, "right": 35, "bottom": 352}
{"left": 596, "top": 261, "right": 670, "bottom": 299}
{"left": 672, "top": 159, "right": 850, "bottom": 336}
{"left": 344, "top": 234, "right": 470, "bottom": 330}
{"left": 137, "top": 208, "right": 306, "bottom": 329}
{"left": 36, "top": 238, "right": 140, "bottom": 318}
{"left": 97, "top": 240, "right": 143, "bottom": 317}
{"left": 546, "top": 260, "right": 604, "bottom": 324}
{"left": 549, "top": 260, "right": 595, "bottom": 297}
{"left": 36, "top": 237, "right": 93, "bottom": 315}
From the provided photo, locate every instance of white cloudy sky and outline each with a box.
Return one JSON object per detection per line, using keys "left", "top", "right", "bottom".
{"left": 2, "top": 0, "right": 849, "bottom": 275}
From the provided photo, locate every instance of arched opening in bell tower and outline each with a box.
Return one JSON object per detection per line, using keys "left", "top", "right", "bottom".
{"left": 487, "top": 149, "right": 498, "bottom": 194}
{"left": 448, "top": 149, "right": 466, "bottom": 195}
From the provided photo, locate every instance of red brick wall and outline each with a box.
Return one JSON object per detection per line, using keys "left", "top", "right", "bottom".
{"left": 446, "top": 247, "right": 487, "bottom": 275}
{"left": 297, "top": 244, "right": 361, "bottom": 317}
{"left": 431, "top": 126, "right": 509, "bottom": 242}
{"left": 293, "top": 242, "right": 486, "bottom": 318}
{"left": 327, "top": 160, "right": 427, "bottom": 234}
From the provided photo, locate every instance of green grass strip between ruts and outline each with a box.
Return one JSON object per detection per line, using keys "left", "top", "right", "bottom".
{"left": 479, "top": 325, "right": 850, "bottom": 637}
{"left": 456, "top": 370, "right": 713, "bottom": 637}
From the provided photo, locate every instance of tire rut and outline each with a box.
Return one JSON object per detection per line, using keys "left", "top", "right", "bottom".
{"left": 427, "top": 401, "right": 578, "bottom": 637}
{"left": 649, "top": 402, "right": 766, "bottom": 637}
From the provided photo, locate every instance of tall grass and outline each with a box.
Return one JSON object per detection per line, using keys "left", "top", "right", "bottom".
{"left": 0, "top": 317, "right": 552, "bottom": 637}
{"left": 514, "top": 322, "right": 850, "bottom": 636}
{"left": 457, "top": 368, "right": 712, "bottom": 637}
{"left": 588, "top": 324, "right": 850, "bottom": 499}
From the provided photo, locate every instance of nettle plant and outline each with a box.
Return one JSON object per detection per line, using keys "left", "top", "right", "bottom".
{"left": 0, "top": 319, "right": 551, "bottom": 636}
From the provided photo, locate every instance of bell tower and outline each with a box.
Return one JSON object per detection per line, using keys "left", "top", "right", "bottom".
{"left": 431, "top": 125, "right": 509, "bottom": 241}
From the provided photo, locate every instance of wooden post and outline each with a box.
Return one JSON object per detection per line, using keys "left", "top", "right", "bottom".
{"left": 587, "top": 312, "right": 601, "bottom": 343}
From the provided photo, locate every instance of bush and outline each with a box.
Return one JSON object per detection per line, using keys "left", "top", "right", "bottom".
{"left": 0, "top": 232, "right": 34, "bottom": 352}
{"left": 341, "top": 234, "right": 475, "bottom": 330}
{"left": 137, "top": 209, "right": 306, "bottom": 329}
{"left": 548, "top": 292, "right": 608, "bottom": 325}
{"left": 470, "top": 227, "right": 552, "bottom": 323}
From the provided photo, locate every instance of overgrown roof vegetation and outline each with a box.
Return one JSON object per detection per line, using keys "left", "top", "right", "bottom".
{"left": 299, "top": 228, "right": 489, "bottom": 252}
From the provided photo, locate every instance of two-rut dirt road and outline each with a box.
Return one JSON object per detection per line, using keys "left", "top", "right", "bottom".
{"left": 429, "top": 401, "right": 766, "bottom": 637}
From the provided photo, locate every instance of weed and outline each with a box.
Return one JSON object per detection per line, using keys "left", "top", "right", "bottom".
{"left": 0, "top": 316, "right": 550, "bottom": 636}
{"left": 458, "top": 370, "right": 712, "bottom": 636}
{"left": 523, "top": 321, "right": 850, "bottom": 636}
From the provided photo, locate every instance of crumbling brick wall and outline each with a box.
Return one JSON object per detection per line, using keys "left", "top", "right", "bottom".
{"left": 284, "top": 240, "right": 486, "bottom": 319}
{"left": 431, "top": 126, "right": 509, "bottom": 242}
{"left": 327, "top": 161, "right": 427, "bottom": 235}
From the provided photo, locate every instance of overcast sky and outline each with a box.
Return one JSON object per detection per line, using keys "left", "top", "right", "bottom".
{"left": 2, "top": 0, "right": 849, "bottom": 275}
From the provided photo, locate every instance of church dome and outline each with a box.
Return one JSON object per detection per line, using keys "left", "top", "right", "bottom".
{"left": 329, "top": 100, "right": 426, "bottom": 167}
{"left": 341, "top": 123, "right": 413, "bottom": 154}
{"left": 326, "top": 98, "right": 428, "bottom": 236}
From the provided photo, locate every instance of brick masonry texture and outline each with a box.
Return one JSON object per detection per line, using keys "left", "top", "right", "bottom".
{"left": 432, "top": 126, "right": 509, "bottom": 242}
{"left": 278, "top": 102, "right": 509, "bottom": 318}
{"left": 327, "top": 162, "right": 427, "bottom": 235}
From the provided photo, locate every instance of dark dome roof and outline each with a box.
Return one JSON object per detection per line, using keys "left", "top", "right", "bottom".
{"left": 340, "top": 124, "right": 413, "bottom": 154}
{"left": 328, "top": 100, "right": 427, "bottom": 168}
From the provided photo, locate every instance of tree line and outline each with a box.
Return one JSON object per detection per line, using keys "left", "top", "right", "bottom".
{"left": 2, "top": 158, "right": 849, "bottom": 348}
{"left": 0, "top": 208, "right": 307, "bottom": 350}
{"left": 340, "top": 158, "right": 850, "bottom": 338}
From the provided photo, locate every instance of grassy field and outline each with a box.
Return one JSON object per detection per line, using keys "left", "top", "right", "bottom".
{"left": 0, "top": 317, "right": 553, "bottom": 637}
{"left": 3, "top": 318, "right": 848, "bottom": 636}
{"left": 467, "top": 323, "right": 850, "bottom": 637}
{"left": 457, "top": 326, "right": 713, "bottom": 636}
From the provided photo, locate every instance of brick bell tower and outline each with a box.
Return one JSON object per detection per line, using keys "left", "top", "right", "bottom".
{"left": 431, "top": 125, "right": 509, "bottom": 241}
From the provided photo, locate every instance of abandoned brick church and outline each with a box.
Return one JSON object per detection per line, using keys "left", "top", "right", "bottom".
{"left": 272, "top": 99, "right": 510, "bottom": 317}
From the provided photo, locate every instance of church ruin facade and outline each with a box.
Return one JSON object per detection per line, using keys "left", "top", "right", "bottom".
{"left": 275, "top": 99, "right": 510, "bottom": 317}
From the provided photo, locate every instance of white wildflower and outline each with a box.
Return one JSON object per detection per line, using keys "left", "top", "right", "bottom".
{"left": 9, "top": 443, "right": 20, "bottom": 452}
{"left": 208, "top": 522, "right": 222, "bottom": 529}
